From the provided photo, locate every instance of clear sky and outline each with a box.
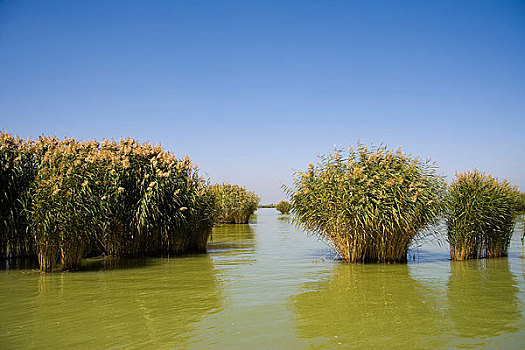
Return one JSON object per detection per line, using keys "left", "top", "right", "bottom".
{"left": 1, "top": 0, "right": 524, "bottom": 203}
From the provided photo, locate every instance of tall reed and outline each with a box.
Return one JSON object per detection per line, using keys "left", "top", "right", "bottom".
{"left": 286, "top": 144, "right": 445, "bottom": 263}
{"left": 30, "top": 137, "right": 121, "bottom": 270}
{"left": 207, "top": 183, "right": 259, "bottom": 224}
{"left": 0, "top": 132, "right": 37, "bottom": 259}
{"left": 446, "top": 170, "right": 521, "bottom": 260}
{"left": 1, "top": 133, "right": 217, "bottom": 272}
{"left": 276, "top": 200, "right": 291, "bottom": 214}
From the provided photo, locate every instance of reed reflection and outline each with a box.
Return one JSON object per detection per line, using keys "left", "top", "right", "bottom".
{"left": 277, "top": 214, "right": 291, "bottom": 223}
{"left": 291, "top": 263, "right": 444, "bottom": 349}
{"left": 0, "top": 257, "right": 38, "bottom": 270}
{"left": 208, "top": 224, "right": 256, "bottom": 264}
{"left": 447, "top": 258, "right": 521, "bottom": 346}
{"left": 15, "top": 256, "right": 223, "bottom": 349}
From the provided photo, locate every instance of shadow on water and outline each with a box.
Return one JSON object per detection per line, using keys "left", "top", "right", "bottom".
{"left": 0, "top": 257, "right": 39, "bottom": 270}
{"left": 79, "top": 256, "right": 156, "bottom": 271}
{"left": 0, "top": 254, "right": 209, "bottom": 273}
{"left": 447, "top": 258, "right": 522, "bottom": 348}
{"left": 290, "top": 263, "right": 446, "bottom": 349}
{"left": 78, "top": 252, "right": 213, "bottom": 272}
{"left": 0, "top": 255, "right": 223, "bottom": 350}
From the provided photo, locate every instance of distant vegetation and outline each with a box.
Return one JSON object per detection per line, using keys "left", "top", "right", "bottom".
{"left": 207, "top": 183, "right": 259, "bottom": 224}
{"left": 286, "top": 144, "right": 446, "bottom": 263}
{"left": 0, "top": 132, "right": 217, "bottom": 272}
{"left": 258, "top": 204, "right": 276, "bottom": 208}
{"left": 276, "top": 200, "right": 292, "bottom": 214}
{"left": 446, "top": 170, "right": 522, "bottom": 260}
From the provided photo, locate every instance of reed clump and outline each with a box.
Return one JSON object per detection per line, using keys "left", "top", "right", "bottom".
{"left": 0, "top": 132, "right": 37, "bottom": 260}
{"left": 286, "top": 144, "right": 446, "bottom": 263}
{"left": 208, "top": 183, "right": 259, "bottom": 224}
{"left": 0, "top": 132, "right": 217, "bottom": 272}
{"left": 446, "top": 170, "right": 521, "bottom": 260}
{"left": 276, "top": 200, "right": 292, "bottom": 214}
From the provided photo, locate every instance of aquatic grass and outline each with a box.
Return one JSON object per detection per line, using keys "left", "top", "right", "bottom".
{"left": 286, "top": 144, "right": 446, "bottom": 263}
{"left": 1, "top": 132, "right": 217, "bottom": 272}
{"left": 446, "top": 170, "right": 521, "bottom": 260}
{"left": 276, "top": 200, "right": 292, "bottom": 214}
{"left": 208, "top": 183, "right": 259, "bottom": 224}
{"left": 30, "top": 137, "right": 113, "bottom": 270}
{"left": 0, "top": 132, "right": 37, "bottom": 259}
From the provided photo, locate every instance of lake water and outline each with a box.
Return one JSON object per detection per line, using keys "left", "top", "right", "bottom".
{"left": 1, "top": 208, "right": 524, "bottom": 349}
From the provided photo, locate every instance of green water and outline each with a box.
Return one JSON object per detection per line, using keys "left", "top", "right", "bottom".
{"left": 1, "top": 209, "right": 524, "bottom": 349}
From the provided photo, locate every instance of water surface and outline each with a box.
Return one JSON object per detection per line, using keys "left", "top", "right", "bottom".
{"left": 1, "top": 209, "right": 524, "bottom": 349}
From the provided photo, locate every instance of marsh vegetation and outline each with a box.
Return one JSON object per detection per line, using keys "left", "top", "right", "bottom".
{"left": 207, "top": 183, "right": 259, "bottom": 224}
{"left": 286, "top": 144, "right": 445, "bottom": 263}
{"left": 446, "top": 170, "right": 522, "bottom": 260}
{"left": 276, "top": 200, "right": 291, "bottom": 214}
{"left": 0, "top": 132, "right": 217, "bottom": 272}
{"left": 1, "top": 131, "right": 524, "bottom": 273}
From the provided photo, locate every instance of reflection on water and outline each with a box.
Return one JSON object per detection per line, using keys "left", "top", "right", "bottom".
{"left": 277, "top": 214, "right": 292, "bottom": 222}
{"left": 1, "top": 209, "right": 525, "bottom": 349}
{"left": 0, "top": 257, "right": 39, "bottom": 271}
{"left": 291, "top": 264, "right": 445, "bottom": 349}
{"left": 292, "top": 259, "right": 525, "bottom": 349}
{"left": 208, "top": 224, "right": 256, "bottom": 264}
{"left": 0, "top": 256, "right": 222, "bottom": 349}
{"left": 448, "top": 259, "right": 522, "bottom": 348}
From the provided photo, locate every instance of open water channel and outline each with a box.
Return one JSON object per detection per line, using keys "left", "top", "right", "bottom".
{"left": 1, "top": 208, "right": 525, "bottom": 349}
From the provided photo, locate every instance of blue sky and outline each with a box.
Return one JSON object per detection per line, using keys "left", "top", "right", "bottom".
{"left": 1, "top": 0, "right": 524, "bottom": 203}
